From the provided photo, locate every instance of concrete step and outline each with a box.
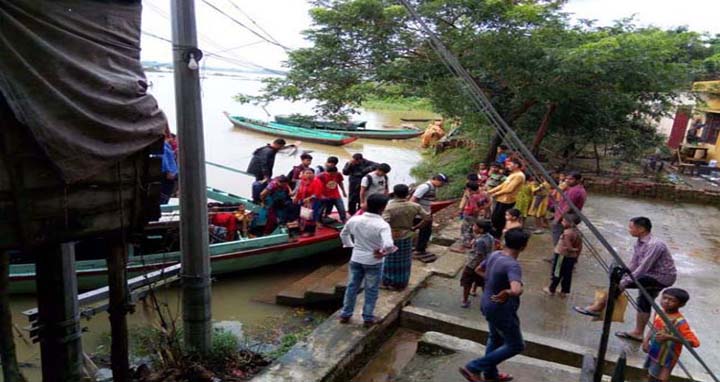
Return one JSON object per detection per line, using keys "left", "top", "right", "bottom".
{"left": 305, "top": 264, "right": 349, "bottom": 303}
{"left": 276, "top": 265, "right": 338, "bottom": 306}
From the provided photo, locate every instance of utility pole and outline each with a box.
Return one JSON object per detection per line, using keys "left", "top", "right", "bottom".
{"left": 170, "top": 0, "right": 212, "bottom": 353}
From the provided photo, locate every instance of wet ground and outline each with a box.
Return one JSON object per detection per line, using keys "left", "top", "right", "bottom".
{"left": 408, "top": 194, "right": 720, "bottom": 378}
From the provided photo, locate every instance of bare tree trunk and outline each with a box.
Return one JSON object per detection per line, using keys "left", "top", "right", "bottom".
{"left": 530, "top": 103, "right": 557, "bottom": 155}
{"left": 594, "top": 142, "right": 601, "bottom": 173}
{"left": 0, "top": 252, "right": 27, "bottom": 382}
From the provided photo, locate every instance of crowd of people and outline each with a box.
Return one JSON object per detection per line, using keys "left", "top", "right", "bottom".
{"left": 183, "top": 136, "right": 700, "bottom": 382}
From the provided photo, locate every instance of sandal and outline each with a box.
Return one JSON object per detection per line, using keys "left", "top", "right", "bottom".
{"left": 458, "top": 367, "right": 484, "bottom": 382}
{"left": 615, "top": 331, "right": 643, "bottom": 342}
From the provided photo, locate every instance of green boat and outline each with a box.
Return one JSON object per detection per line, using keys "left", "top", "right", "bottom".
{"left": 274, "top": 114, "right": 423, "bottom": 140}
{"left": 225, "top": 113, "right": 358, "bottom": 146}
{"left": 8, "top": 188, "right": 344, "bottom": 294}
{"left": 275, "top": 114, "right": 367, "bottom": 130}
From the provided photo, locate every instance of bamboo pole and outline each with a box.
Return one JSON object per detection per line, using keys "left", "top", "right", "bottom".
{"left": 107, "top": 242, "right": 130, "bottom": 381}
{"left": 170, "top": 0, "right": 212, "bottom": 353}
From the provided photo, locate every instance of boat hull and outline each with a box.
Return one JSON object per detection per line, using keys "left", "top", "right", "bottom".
{"left": 9, "top": 226, "right": 343, "bottom": 294}
{"left": 275, "top": 115, "right": 367, "bottom": 130}
{"left": 226, "top": 114, "right": 357, "bottom": 146}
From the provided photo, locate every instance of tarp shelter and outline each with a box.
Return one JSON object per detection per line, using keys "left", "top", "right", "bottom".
{"left": 0, "top": 0, "right": 166, "bottom": 249}
{"left": 0, "top": 0, "right": 166, "bottom": 183}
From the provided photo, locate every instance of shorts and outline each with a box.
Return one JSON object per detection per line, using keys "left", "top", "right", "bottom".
{"left": 460, "top": 265, "right": 485, "bottom": 288}
{"left": 644, "top": 357, "right": 663, "bottom": 379}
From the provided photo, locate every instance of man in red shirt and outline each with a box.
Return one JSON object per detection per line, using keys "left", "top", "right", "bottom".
{"left": 317, "top": 165, "right": 348, "bottom": 223}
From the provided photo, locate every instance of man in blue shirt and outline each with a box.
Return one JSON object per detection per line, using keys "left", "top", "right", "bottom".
{"left": 160, "top": 140, "right": 178, "bottom": 204}
{"left": 459, "top": 228, "right": 529, "bottom": 382}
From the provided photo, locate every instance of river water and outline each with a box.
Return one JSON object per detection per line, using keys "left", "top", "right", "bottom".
{"left": 8, "top": 72, "right": 435, "bottom": 380}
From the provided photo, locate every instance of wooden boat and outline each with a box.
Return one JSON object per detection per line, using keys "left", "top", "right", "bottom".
{"left": 274, "top": 115, "right": 423, "bottom": 140}
{"left": 274, "top": 114, "right": 367, "bottom": 130}
{"left": 8, "top": 188, "right": 344, "bottom": 294}
{"left": 430, "top": 199, "right": 457, "bottom": 214}
{"left": 400, "top": 117, "right": 433, "bottom": 122}
{"left": 225, "top": 113, "right": 358, "bottom": 146}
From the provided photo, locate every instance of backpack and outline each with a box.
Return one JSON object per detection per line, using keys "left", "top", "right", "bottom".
{"left": 410, "top": 181, "right": 436, "bottom": 201}
{"left": 364, "top": 173, "right": 388, "bottom": 191}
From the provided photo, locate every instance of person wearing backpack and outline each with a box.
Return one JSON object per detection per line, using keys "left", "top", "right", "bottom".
{"left": 247, "top": 138, "right": 286, "bottom": 181}
{"left": 359, "top": 163, "right": 391, "bottom": 209}
{"left": 343, "top": 153, "right": 378, "bottom": 215}
{"left": 410, "top": 173, "right": 449, "bottom": 257}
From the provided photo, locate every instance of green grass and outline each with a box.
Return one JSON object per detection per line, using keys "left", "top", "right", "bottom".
{"left": 412, "top": 146, "right": 487, "bottom": 199}
{"left": 361, "top": 95, "right": 435, "bottom": 112}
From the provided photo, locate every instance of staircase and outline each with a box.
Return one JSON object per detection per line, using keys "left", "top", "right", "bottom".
{"left": 276, "top": 263, "right": 349, "bottom": 306}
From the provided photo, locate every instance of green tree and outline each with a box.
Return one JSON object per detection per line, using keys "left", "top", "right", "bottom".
{"left": 243, "top": 0, "right": 715, "bottom": 165}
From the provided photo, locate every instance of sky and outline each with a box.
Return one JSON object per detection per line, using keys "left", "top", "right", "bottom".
{"left": 139, "top": 0, "right": 720, "bottom": 71}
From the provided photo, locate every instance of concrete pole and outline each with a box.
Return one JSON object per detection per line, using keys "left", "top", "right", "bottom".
{"left": 170, "top": 0, "right": 212, "bottom": 353}
{"left": 107, "top": 242, "right": 129, "bottom": 381}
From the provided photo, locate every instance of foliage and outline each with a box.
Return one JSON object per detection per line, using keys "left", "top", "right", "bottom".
{"left": 243, "top": 0, "right": 718, "bottom": 163}
{"left": 361, "top": 95, "right": 434, "bottom": 111}
{"left": 412, "top": 145, "right": 487, "bottom": 198}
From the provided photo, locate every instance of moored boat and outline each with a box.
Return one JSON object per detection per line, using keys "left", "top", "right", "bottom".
{"left": 274, "top": 115, "right": 423, "bottom": 140}
{"left": 8, "top": 188, "right": 345, "bottom": 294}
{"left": 225, "top": 113, "right": 357, "bottom": 146}
{"left": 274, "top": 114, "right": 367, "bottom": 130}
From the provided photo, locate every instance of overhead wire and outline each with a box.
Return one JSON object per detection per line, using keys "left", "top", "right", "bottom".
{"left": 223, "top": 0, "right": 287, "bottom": 49}
{"left": 396, "top": 1, "right": 717, "bottom": 380}
{"left": 199, "top": 0, "right": 291, "bottom": 52}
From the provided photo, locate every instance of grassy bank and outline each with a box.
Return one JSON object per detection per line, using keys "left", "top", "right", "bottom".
{"left": 361, "top": 95, "right": 435, "bottom": 112}
{"left": 411, "top": 146, "right": 487, "bottom": 199}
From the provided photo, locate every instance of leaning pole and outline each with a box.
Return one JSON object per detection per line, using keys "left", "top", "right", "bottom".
{"left": 170, "top": 0, "right": 212, "bottom": 353}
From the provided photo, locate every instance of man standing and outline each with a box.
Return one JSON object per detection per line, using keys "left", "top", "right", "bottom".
{"left": 410, "top": 173, "right": 448, "bottom": 257}
{"left": 343, "top": 153, "right": 378, "bottom": 215}
{"left": 488, "top": 158, "right": 526, "bottom": 236}
{"left": 160, "top": 138, "right": 178, "bottom": 205}
{"left": 288, "top": 152, "right": 313, "bottom": 189}
{"left": 360, "top": 163, "right": 391, "bottom": 206}
{"left": 574, "top": 217, "right": 676, "bottom": 342}
{"left": 382, "top": 184, "right": 431, "bottom": 289}
{"left": 551, "top": 171, "right": 587, "bottom": 245}
{"left": 338, "top": 194, "right": 397, "bottom": 327}
{"left": 459, "top": 228, "right": 529, "bottom": 382}
{"left": 246, "top": 138, "right": 286, "bottom": 181}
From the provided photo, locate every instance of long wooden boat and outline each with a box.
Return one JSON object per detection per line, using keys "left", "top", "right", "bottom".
{"left": 274, "top": 115, "right": 422, "bottom": 140}
{"left": 274, "top": 114, "right": 367, "bottom": 130}
{"left": 400, "top": 117, "right": 433, "bottom": 122}
{"left": 226, "top": 113, "right": 357, "bottom": 146}
{"left": 8, "top": 188, "right": 344, "bottom": 294}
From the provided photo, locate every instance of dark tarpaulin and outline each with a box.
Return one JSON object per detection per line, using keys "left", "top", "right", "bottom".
{"left": 0, "top": 0, "right": 166, "bottom": 183}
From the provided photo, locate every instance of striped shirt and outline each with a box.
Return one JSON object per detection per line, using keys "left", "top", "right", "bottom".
{"left": 621, "top": 234, "right": 677, "bottom": 288}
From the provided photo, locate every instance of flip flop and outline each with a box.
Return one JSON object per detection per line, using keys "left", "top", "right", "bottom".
{"left": 573, "top": 306, "right": 600, "bottom": 317}
{"left": 615, "top": 331, "right": 643, "bottom": 342}
{"left": 458, "top": 367, "right": 485, "bottom": 382}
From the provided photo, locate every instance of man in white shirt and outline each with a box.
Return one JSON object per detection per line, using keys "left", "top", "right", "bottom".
{"left": 339, "top": 193, "right": 397, "bottom": 327}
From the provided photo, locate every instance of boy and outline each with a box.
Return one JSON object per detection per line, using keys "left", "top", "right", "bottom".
{"left": 459, "top": 228, "right": 529, "bottom": 382}
{"left": 477, "top": 163, "right": 489, "bottom": 186}
{"left": 360, "top": 163, "right": 391, "bottom": 205}
{"left": 317, "top": 165, "right": 348, "bottom": 223}
{"left": 339, "top": 194, "right": 397, "bottom": 327}
{"left": 460, "top": 220, "right": 494, "bottom": 308}
{"left": 543, "top": 213, "right": 582, "bottom": 297}
{"left": 485, "top": 163, "right": 506, "bottom": 189}
{"left": 459, "top": 182, "right": 490, "bottom": 248}
{"left": 288, "top": 153, "right": 313, "bottom": 189}
{"left": 642, "top": 288, "right": 699, "bottom": 382}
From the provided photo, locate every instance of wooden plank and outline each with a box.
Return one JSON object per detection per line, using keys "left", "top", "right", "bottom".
{"left": 275, "top": 265, "right": 338, "bottom": 306}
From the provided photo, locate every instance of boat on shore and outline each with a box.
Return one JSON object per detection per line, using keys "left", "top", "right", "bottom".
{"left": 225, "top": 113, "right": 358, "bottom": 146}
{"left": 8, "top": 188, "right": 344, "bottom": 294}
{"left": 274, "top": 115, "right": 423, "bottom": 140}
{"left": 400, "top": 117, "right": 433, "bottom": 122}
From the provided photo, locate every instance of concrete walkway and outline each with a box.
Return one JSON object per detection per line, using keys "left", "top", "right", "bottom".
{"left": 251, "top": 245, "right": 466, "bottom": 382}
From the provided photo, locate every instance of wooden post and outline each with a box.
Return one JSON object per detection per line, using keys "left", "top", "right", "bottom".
{"left": 35, "top": 243, "right": 83, "bottom": 382}
{"left": 0, "top": 251, "right": 27, "bottom": 382}
{"left": 107, "top": 242, "right": 130, "bottom": 382}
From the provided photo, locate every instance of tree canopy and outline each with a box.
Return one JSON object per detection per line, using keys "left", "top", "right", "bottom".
{"left": 242, "top": 0, "right": 717, "bottom": 162}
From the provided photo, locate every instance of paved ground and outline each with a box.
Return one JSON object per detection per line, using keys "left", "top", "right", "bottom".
{"left": 410, "top": 195, "right": 720, "bottom": 378}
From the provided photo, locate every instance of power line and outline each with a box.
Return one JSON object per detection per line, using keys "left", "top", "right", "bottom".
{"left": 223, "top": 0, "right": 286, "bottom": 48}
{"left": 199, "top": 0, "right": 291, "bottom": 52}
{"left": 397, "top": 1, "right": 717, "bottom": 380}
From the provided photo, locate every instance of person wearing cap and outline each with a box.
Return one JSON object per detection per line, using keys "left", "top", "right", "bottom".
{"left": 488, "top": 158, "right": 526, "bottom": 237}
{"left": 410, "top": 173, "right": 448, "bottom": 256}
